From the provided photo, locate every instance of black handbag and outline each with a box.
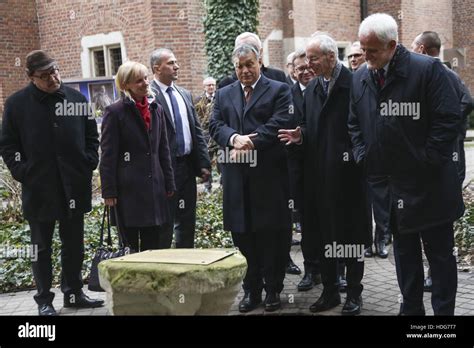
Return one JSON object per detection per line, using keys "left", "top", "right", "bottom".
{"left": 88, "top": 205, "right": 131, "bottom": 292}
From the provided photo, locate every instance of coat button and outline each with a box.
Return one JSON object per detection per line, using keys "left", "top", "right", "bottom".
{"left": 148, "top": 174, "right": 152, "bottom": 178}
{"left": 146, "top": 152, "right": 150, "bottom": 156}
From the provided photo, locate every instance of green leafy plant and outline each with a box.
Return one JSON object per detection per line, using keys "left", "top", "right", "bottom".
{"left": 454, "top": 185, "right": 474, "bottom": 267}
{"left": 204, "top": 0, "right": 259, "bottom": 82}
{"left": 195, "top": 187, "right": 233, "bottom": 248}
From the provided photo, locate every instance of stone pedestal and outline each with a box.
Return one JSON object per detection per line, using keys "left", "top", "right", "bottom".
{"left": 98, "top": 248, "right": 246, "bottom": 315}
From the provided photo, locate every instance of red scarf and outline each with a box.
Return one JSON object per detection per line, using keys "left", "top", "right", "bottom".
{"left": 134, "top": 96, "right": 151, "bottom": 130}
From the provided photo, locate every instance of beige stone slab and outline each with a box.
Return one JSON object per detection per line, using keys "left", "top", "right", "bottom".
{"left": 109, "top": 248, "right": 238, "bottom": 265}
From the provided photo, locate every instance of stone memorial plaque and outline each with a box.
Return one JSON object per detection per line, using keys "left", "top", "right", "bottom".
{"left": 110, "top": 248, "right": 238, "bottom": 265}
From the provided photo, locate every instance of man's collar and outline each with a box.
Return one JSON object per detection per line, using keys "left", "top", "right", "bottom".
{"left": 299, "top": 82, "right": 306, "bottom": 92}
{"left": 154, "top": 78, "right": 175, "bottom": 92}
{"left": 240, "top": 74, "right": 262, "bottom": 90}
{"left": 379, "top": 62, "right": 389, "bottom": 74}
{"left": 29, "top": 82, "right": 65, "bottom": 101}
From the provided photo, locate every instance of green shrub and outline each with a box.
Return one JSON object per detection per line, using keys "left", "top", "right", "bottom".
{"left": 0, "top": 205, "right": 104, "bottom": 293}
{"left": 468, "top": 110, "right": 474, "bottom": 130}
{"left": 204, "top": 0, "right": 260, "bottom": 82}
{"left": 195, "top": 187, "right": 233, "bottom": 248}
{"left": 0, "top": 176, "right": 232, "bottom": 292}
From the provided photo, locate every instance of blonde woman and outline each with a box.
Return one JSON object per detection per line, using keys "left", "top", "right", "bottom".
{"left": 100, "top": 61, "right": 175, "bottom": 251}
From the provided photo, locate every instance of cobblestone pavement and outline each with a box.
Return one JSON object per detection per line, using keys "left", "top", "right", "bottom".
{"left": 1, "top": 239, "right": 472, "bottom": 316}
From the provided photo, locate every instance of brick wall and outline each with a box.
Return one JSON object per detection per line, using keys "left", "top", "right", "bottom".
{"left": 0, "top": 0, "right": 40, "bottom": 115}
{"left": 453, "top": 0, "right": 474, "bottom": 94}
{"left": 313, "top": 0, "right": 361, "bottom": 42}
{"left": 399, "top": 0, "right": 453, "bottom": 49}
{"left": 149, "top": 0, "right": 207, "bottom": 97}
{"left": 1, "top": 0, "right": 472, "bottom": 113}
{"left": 34, "top": 0, "right": 206, "bottom": 98}
{"left": 258, "top": 0, "right": 284, "bottom": 69}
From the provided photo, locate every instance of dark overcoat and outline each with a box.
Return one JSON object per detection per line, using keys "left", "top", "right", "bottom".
{"left": 100, "top": 97, "right": 175, "bottom": 228}
{"left": 299, "top": 66, "right": 371, "bottom": 250}
{"left": 348, "top": 45, "right": 464, "bottom": 234}
{"left": 287, "top": 82, "right": 305, "bottom": 210}
{"left": 210, "top": 75, "right": 293, "bottom": 233}
{"left": 0, "top": 83, "right": 99, "bottom": 221}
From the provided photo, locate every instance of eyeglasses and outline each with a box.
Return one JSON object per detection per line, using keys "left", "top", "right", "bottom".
{"left": 348, "top": 53, "right": 363, "bottom": 59}
{"left": 295, "top": 65, "right": 311, "bottom": 73}
{"left": 32, "top": 66, "right": 59, "bottom": 81}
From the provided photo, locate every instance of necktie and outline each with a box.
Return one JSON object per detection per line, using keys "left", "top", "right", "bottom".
{"left": 244, "top": 86, "right": 253, "bottom": 104}
{"left": 322, "top": 79, "right": 330, "bottom": 97}
{"left": 375, "top": 69, "right": 385, "bottom": 88}
{"left": 166, "top": 86, "right": 185, "bottom": 156}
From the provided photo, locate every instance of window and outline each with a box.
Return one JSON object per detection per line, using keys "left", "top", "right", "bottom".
{"left": 90, "top": 45, "right": 122, "bottom": 77}
{"left": 338, "top": 47, "right": 346, "bottom": 61}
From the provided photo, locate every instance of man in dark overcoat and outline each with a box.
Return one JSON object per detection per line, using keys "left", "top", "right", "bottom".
{"left": 0, "top": 50, "right": 103, "bottom": 315}
{"left": 210, "top": 44, "right": 293, "bottom": 313}
{"left": 279, "top": 34, "right": 370, "bottom": 316}
{"left": 286, "top": 48, "right": 322, "bottom": 291}
{"left": 349, "top": 14, "right": 463, "bottom": 315}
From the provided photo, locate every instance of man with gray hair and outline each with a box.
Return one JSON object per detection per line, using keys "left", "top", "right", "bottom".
{"left": 194, "top": 76, "right": 218, "bottom": 193}
{"left": 279, "top": 34, "right": 370, "bottom": 315}
{"left": 218, "top": 32, "right": 287, "bottom": 88}
{"left": 210, "top": 43, "right": 293, "bottom": 313}
{"left": 349, "top": 13, "right": 463, "bottom": 315}
{"left": 285, "top": 51, "right": 296, "bottom": 85}
{"left": 149, "top": 48, "right": 211, "bottom": 248}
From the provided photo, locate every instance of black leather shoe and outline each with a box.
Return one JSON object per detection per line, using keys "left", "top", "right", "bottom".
{"left": 238, "top": 292, "right": 262, "bottom": 313}
{"left": 423, "top": 276, "right": 432, "bottom": 292}
{"left": 38, "top": 303, "right": 58, "bottom": 316}
{"left": 375, "top": 241, "right": 388, "bottom": 258}
{"left": 364, "top": 247, "right": 373, "bottom": 258}
{"left": 286, "top": 258, "right": 301, "bottom": 275}
{"left": 309, "top": 291, "right": 341, "bottom": 313}
{"left": 341, "top": 295, "right": 362, "bottom": 315}
{"left": 264, "top": 292, "right": 281, "bottom": 312}
{"left": 64, "top": 293, "right": 104, "bottom": 308}
{"left": 297, "top": 273, "right": 321, "bottom": 291}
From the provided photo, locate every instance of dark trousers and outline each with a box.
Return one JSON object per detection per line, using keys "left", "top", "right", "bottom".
{"left": 368, "top": 176, "right": 392, "bottom": 245}
{"left": 29, "top": 215, "right": 84, "bottom": 306}
{"left": 123, "top": 226, "right": 167, "bottom": 252}
{"left": 300, "top": 217, "right": 320, "bottom": 275}
{"left": 320, "top": 256, "right": 364, "bottom": 298}
{"left": 392, "top": 218, "right": 457, "bottom": 315}
{"left": 163, "top": 156, "right": 197, "bottom": 248}
{"left": 232, "top": 228, "right": 291, "bottom": 294}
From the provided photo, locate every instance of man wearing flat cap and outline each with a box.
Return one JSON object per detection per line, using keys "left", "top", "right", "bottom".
{"left": 0, "top": 50, "right": 104, "bottom": 315}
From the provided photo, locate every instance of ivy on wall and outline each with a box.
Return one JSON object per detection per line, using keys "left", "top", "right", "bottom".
{"left": 204, "top": 0, "right": 259, "bottom": 83}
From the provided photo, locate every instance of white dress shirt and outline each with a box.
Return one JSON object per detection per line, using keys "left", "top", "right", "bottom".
{"left": 155, "top": 79, "right": 192, "bottom": 155}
